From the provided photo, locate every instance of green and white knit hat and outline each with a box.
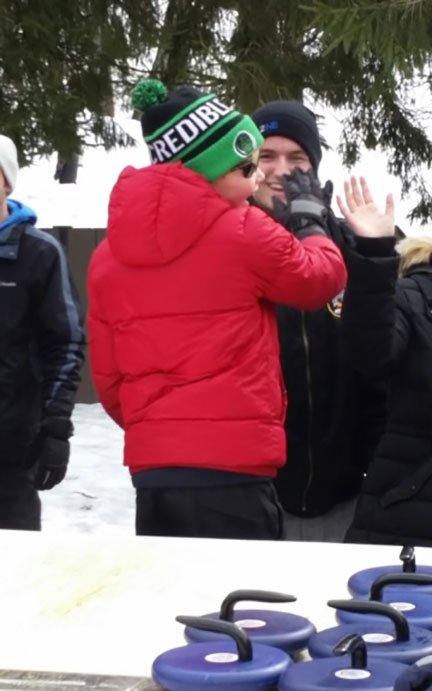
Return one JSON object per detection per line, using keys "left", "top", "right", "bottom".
{"left": 132, "top": 79, "right": 263, "bottom": 182}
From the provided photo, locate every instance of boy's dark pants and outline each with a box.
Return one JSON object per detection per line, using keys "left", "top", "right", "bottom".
{"left": 135, "top": 480, "right": 285, "bottom": 540}
{"left": 0, "top": 467, "right": 41, "bottom": 531}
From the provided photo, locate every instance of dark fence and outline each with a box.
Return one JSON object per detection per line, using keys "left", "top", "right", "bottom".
{"left": 46, "top": 226, "right": 106, "bottom": 404}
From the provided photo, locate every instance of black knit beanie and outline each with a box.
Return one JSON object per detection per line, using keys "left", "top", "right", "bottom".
{"left": 251, "top": 100, "right": 322, "bottom": 171}
{"left": 131, "top": 79, "right": 263, "bottom": 182}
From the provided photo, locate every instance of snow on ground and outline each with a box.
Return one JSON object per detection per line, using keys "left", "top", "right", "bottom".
{"left": 41, "top": 404, "right": 136, "bottom": 536}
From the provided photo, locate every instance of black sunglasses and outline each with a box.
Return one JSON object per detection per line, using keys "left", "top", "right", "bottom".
{"left": 233, "top": 160, "right": 259, "bottom": 178}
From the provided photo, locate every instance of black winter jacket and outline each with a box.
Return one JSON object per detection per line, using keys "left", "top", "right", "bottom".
{"left": 0, "top": 218, "right": 85, "bottom": 467}
{"left": 344, "top": 257, "right": 432, "bottom": 546}
{"left": 275, "top": 234, "right": 398, "bottom": 516}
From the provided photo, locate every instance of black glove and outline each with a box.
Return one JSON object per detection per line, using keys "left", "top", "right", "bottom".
{"left": 31, "top": 417, "right": 73, "bottom": 491}
{"left": 34, "top": 436, "right": 70, "bottom": 490}
{"left": 322, "top": 179, "right": 334, "bottom": 208}
{"left": 272, "top": 168, "right": 329, "bottom": 239}
{"left": 320, "top": 175, "right": 359, "bottom": 250}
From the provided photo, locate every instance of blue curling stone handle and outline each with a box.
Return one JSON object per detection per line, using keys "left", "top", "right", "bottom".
{"left": 152, "top": 640, "right": 290, "bottom": 690}
{"left": 184, "top": 609, "right": 315, "bottom": 653}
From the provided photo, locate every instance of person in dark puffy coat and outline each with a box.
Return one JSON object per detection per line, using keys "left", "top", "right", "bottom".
{"left": 0, "top": 135, "right": 85, "bottom": 531}
{"left": 338, "top": 177, "right": 432, "bottom": 546}
{"left": 88, "top": 78, "right": 347, "bottom": 540}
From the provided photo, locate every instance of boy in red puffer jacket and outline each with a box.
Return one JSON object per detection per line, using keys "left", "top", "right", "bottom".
{"left": 88, "top": 78, "right": 346, "bottom": 539}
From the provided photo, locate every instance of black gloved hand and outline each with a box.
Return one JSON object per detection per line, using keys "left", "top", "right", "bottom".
{"left": 34, "top": 436, "right": 70, "bottom": 490}
{"left": 31, "top": 417, "right": 73, "bottom": 491}
{"left": 272, "top": 168, "right": 329, "bottom": 239}
{"left": 322, "top": 179, "right": 334, "bottom": 208}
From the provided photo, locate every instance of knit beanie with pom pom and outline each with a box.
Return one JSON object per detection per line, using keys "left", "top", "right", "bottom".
{"left": 131, "top": 78, "right": 263, "bottom": 182}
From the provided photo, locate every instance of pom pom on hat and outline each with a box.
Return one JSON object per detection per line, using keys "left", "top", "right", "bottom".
{"left": 131, "top": 79, "right": 168, "bottom": 111}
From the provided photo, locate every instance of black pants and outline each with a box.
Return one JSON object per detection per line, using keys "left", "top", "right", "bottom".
{"left": 135, "top": 480, "right": 285, "bottom": 540}
{"left": 0, "top": 467, "right": 41, "bottom": 531}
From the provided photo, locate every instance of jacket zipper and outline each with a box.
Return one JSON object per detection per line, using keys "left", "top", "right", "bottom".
{"left": 301, "top": 311, "right": 314, "bottom": 512}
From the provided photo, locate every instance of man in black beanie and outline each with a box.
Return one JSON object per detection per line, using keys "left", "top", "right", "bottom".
{"left": 251, "top": 100, "right": 397, "bottom": 541}
{"left": 253, "top": 101, "right": 322, "bottom": 211}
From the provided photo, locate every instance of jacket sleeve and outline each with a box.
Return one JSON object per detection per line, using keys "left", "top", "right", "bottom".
{"left": 242, "top": 206, "right": 347, "bottom": 309}
{"left": 340, "top": 236, "right": 404, "bottom": 378}
{"left": 31, "top": 233, "right": 85, "bottom": 428}
{"left": 392, "top": 289, "right": 412, "bottom": 363}
{"left": 87, "top": 272, "right": 124, "bottom": 428}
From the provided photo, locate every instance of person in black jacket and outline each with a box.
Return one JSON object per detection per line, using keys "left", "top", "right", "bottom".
{"left": 251, "top": 101, "right": 396, "bottom": 541}
{"left": 0, "top": 134, "right": 85, "bottom": 531}
{"left": 338, "top": 177, "right": 432, "bottom": 546}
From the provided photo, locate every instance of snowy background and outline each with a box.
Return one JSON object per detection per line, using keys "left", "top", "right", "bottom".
{"left": 12, "top": 103, "right": 432, "bottom": 235}
{"left": 8, "top": 97, "right": 432, "bottom": 234}
{"left": 13, "top": 117, "right": 149, "bottom": 230}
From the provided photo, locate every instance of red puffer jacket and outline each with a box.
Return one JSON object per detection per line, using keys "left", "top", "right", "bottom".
{"left": 88, "top": 162, "right": 346, "bottom": 477}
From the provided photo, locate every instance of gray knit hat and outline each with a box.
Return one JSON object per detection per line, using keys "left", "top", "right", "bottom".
{"left": 0, "top": 135, "right": 19, "bottom": 193}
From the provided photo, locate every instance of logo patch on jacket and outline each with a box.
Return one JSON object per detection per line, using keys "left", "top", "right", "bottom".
{"left": 327, "top": 289, "right": 345, "bottom": 318}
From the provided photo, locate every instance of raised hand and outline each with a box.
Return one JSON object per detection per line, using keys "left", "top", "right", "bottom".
{"left": 336, "top": 176, "right": 395, "bottom": 238}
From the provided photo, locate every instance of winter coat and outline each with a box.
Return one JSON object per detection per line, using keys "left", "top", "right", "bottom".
{"left": 88, "top": 162, "right": 346, "bottom": 477}
{"left": 344, "top": 244, "right": 432, "bottom": 545}
{"left": 274, "top": 233, "right": 396, "bottom": 516}
{"left": 0, "top": 201, "right": 85, "bottom": 466}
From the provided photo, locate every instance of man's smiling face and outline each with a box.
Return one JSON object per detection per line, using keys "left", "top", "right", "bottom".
{"left": 253, "top": 135, "right": 312, "bottom": 210}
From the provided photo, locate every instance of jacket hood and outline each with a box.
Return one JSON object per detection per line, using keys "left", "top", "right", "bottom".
{"left": 0, "top": 199, "right": 37, "bottom": 233}
{"left": 107, "top": 162, "right": 230, "bottom": 267}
